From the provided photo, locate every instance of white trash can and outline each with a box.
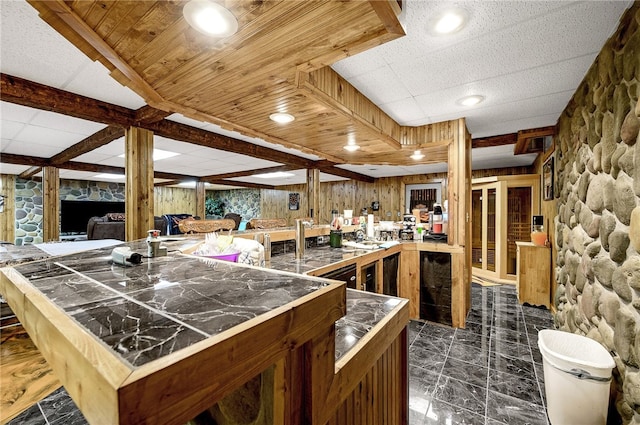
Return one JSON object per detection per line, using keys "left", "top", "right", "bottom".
{"left": 538, "top": 329, "right": 615, "bottom": 425}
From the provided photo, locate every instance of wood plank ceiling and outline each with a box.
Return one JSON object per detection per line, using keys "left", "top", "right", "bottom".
{"left": 26, "top": 0, "right": 454, "bottom": 168}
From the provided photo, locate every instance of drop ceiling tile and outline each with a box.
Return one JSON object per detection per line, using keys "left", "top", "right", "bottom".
{"left": 64, "top": 60, "right": 146, "bottom": 109}
{"left": 347, "top": 65, "right": 412, "bottom": 105}
{"left": 90, "top": 139, "right": 125, "bottom": 156}
{"left": 378, "top": 97, "right": 428, "bottom": 125}
{"left": 73, "top": 151, "right": 116, "bottom": 164}
{"left": 2, "top": 139, "right": 63, "bottom": 157}
{"left": 30, "top": 110, "right": 107, "bottom": 135}
{"left": 468, "top": 113, "right": 561, "bottom": 140}
{"left": 153, "top": 137, "right": 204, "bottom": 154}
{"left": 0, "top": 1, "right": 92, "bottom": 89}
{"left": 12, "top": 125, "right": 86, "bottom": 149}
{"left": 1, "top": 120, "right": 26, "bottom": 139}
{"left": 0, "top": 163, "right": 31, "bottom": 175}
{"left": 166, "top": 113, "right": 211, "bottom": 129}
{"left": 0, "top": 102, "right": 39, "bottom": 123}
{"left": 331, "top": 55, "right": 389, "bottom": 80}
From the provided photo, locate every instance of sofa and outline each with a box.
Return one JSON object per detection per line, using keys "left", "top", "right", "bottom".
{"left": 87, "top": 213, "right": 167, "bottom": 240}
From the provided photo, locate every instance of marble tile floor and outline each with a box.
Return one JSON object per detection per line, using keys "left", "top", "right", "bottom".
{"left": 409, "top": 283, "right": 554, "bottom": 425}
{"left": 4, "top": 283, "right": 554, "bottom": 424}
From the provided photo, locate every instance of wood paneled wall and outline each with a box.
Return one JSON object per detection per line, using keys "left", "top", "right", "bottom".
{"left": 533, "top": 152, "right": 557, "bottom": 309}
{"left": 0, "top": 174, "right": 16, "bottom": 243}
{"left": 261, "top": 166, "right": 531, "bottom": 226}
{"left": 326, "top": 330, "right": 408, "bottom": 425}
{"left": 260, "top": 185, "right": 310, "bottom": 225}
{"left": 154, "top": 187, "right": 197, "bottom": 216}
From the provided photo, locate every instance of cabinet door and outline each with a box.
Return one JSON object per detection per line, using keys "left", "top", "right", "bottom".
{"left": 382, "top": 253, "right": 399, "bottom": 296}
{"left": 362, "top": 263, "right": 376, "bottom": 292}
{"left": 319, "top": 265, "right": 357, "bottom": 289}
{"left": 419, "top": 252, "right": 452, "bottom": 326}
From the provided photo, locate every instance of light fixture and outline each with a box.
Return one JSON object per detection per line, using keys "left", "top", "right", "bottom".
{"left": 457, "top": 95, "right": 485, "bottom": 107}
{"left": 432, "top": 8, "right": 468, "bottom": 34}
{"left": 183, "top": 0, "right": 238, "bottom": 38}
{"left": 95, "top": 173, "right": 125, "bottom": 179}
{"left": 410, "top": 150, "right": 425, "bottom": 160}
{"left": 269, "top": 113, "right": 295, "bottom": 124}
{"left": 178, "top": 181, "right": 210, "bottom": 188}
{"left": 118, "top": 149, "right": 180, "bottom": 161}
{"left": 344, "top": 134, "right": 360, "bottom": 152}
{"left": 254, "top": 171, "right": 295, "bottom": 179}
{"left": 344, "top": 141, "right": 360, "bottom": 152}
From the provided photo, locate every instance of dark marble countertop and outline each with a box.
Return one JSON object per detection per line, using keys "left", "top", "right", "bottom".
{"left": 3, "top": 237, "right": 406, "bottom": 365}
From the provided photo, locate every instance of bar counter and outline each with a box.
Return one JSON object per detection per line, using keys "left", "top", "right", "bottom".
{"left": 1, "top": 237, "right": 409, "bottom": 424}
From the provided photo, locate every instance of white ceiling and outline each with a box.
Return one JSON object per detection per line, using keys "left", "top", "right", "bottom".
{"left": 0, "top": 0, "right": 633, "bottom": 187}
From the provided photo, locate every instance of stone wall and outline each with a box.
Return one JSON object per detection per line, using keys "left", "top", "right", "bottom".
{"left": 15, "top": 179, "right": 43, "bottom": 245}
{"left": 554, "top": 4, "right": 640, "bottom": 423}
{"left": 208, "top": 189, "right": 260, "bottom": 221}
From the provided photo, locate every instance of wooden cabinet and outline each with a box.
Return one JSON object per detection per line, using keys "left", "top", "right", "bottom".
{"left": 516, "top": 241, "right": 550, "bottom": 308}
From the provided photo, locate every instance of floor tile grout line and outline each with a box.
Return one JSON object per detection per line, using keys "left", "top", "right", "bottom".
{"left": 484, "top": 288, "right": 496, "bottom": 425}
{"left": 522, "top": 309, "right": 551, "bottom": 425}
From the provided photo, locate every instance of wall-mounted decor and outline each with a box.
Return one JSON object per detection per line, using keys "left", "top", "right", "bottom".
{"left": 288, "top": 192, "right": 299, "bottom": 210}
{"left": 0, "top": 194, "right": 4, "bottom": 213}
{"left": 542, "top": 155, "right": 554, "bottom": 201}
{"left": 371, "top": 201, "right": 380, "bottom": 211}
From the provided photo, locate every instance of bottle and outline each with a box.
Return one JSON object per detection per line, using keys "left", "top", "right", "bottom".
{"left": 531, "top": 215, "right": 546, "bottom": 246}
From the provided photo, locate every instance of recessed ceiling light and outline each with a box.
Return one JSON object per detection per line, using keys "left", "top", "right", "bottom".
{"left": 432, "top": 8, "right": 468, "bottom": 35}
{"left": 178, "top": 181, "right": 210, "bottom": 188}
{"left": 254, "top": 171, "right": 295, "bottom": 179}
{"left": 183, "top": 0, "right": 238, "bottom": 38}
{"left": 457, "top": 95, "right": 485, "bottom": 107}
{"left": 344, "top": 141, "right": 360, "bottom": 152}
{"left": 95, "top": 173, "right": 125, "bottom": 179}
{"left": 410, "top": 150, "right": 425, "bottom": 160}
{"left": 344, "top": 135, "right": 360, "bottom": 152}
{"left": 118, "top": 149, "right": 180, "bottom": 161}
{"left": 269, "top": 113, "right": 295, "bottom": 124}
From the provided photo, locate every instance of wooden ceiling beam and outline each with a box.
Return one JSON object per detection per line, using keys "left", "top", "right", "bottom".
{"left": 204, "top": 180, "right": 276, "bottom": 190}
{"left": 514, "top": 126, "right": 556, "bottom": 155}
{"left": 314, "top": 161, "right": 376, "bottom": 183}
{"left": 200, "top": 165, "right": 299, "bottom": 181}
{"left": 1, "top": 74, "right": 376, "bottom": 183}
{"left": 50, "top": 126, "right": 124, "bottom": 165}
{"left": 145, "top": 119, "right": 317, "bottom": 169}
{"left": 0, "top": 73, "right": 135, "bottom": 126}
{"left": 134, "top": 105, "right": 172, "bottom": 125}
{"left": 18, "top": 166, "right": 42, "bottom": 179}
{"left": 472, "top": 133, "right": 517, "bottom": 149}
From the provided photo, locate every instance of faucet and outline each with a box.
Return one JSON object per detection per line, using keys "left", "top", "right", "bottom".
{"left": 147, "top": 229, "right": 167, "bottom": 258}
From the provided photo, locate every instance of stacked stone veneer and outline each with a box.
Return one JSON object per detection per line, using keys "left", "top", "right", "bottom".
{"left": 208, "top": 189, "right": 260, "bottom": 220}
{"left": 554, "top": 4, "right": 640, "bottom": 423}
{"left": 15, "top": 179, "right": 43, "bottom": 245}
{"left": 14, "top": 179, "right": 125, "bottom": 245}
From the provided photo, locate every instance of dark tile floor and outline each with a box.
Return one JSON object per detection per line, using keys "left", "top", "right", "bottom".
{"left": 6, "top": 283, "right": 554, "bottom": 424}
{"left": 409, "top": 283, "right": 553, "bottom": 425}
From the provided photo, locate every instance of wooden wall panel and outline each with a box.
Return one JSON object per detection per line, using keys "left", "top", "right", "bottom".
{"left": 325, "top": 331, "right": 407, "bottom": 425}
{"left": 534, "top": 152, "right": 558, "bottom": 310}
{"left": 42, "top": 167, "right": 60, "bottom": 242}
{"left": 260, "top": 185, "right": 309, "bottom": 226}
{"left": 258, "top": 165, "right": 535, "bottom": 227}
{"left": 154, "top": 186, "right": 197, "bottom": 216}
{"left": 0, "top": 174, "right": 16, "bottom": 243}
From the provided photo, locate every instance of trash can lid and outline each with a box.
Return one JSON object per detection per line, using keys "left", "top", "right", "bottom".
{"left": 538, "top": 329, "right": 615, "bottom": 370}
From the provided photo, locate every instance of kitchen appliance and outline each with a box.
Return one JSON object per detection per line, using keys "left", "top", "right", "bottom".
{"left": 432, "top": 203, "right": 443, "bottom": 234}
